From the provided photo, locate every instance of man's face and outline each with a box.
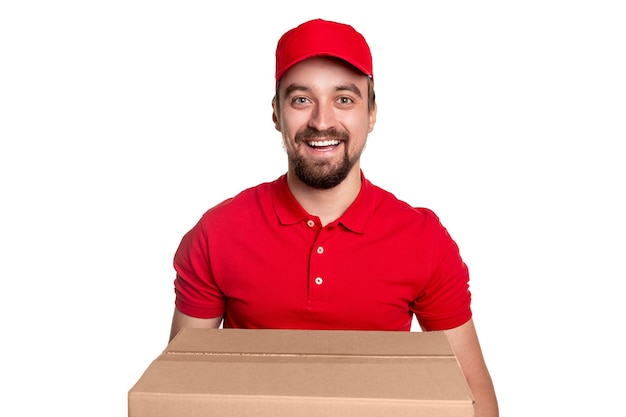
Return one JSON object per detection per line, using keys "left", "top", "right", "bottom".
{"left": 273, "top": 57, "right": 376, "bottom": 189}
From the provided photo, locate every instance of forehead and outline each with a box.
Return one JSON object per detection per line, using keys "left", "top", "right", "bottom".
{"left": 278, "top": 56, "right": 369, "bottom": 95}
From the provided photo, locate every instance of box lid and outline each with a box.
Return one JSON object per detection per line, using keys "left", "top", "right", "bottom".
{"left": 129, "top": 328, "right": 474, "bottom": 417}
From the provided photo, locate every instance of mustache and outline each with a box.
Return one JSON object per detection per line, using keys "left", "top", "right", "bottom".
{"left": 295, "top": 128, "right": 349, "bottom": 142}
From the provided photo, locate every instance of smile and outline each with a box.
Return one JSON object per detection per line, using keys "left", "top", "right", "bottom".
{"left": 306, "top": 139, "right": 341, "bottom": 148}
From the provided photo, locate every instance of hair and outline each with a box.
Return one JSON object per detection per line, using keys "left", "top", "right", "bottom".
{"left": 273, "top": 76, "right": 376, "bottom": 117}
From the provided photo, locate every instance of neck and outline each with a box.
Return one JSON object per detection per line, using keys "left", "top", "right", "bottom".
{"left": 287, "top": 167, "right": 362, "bottom": 226}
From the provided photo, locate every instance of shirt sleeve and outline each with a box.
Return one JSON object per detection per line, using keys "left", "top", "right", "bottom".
{"left": 410, "top": 209, "right": 473, "bottom": 331}
{"left": 173, "top": 215, "right": 226, "bottom": 319}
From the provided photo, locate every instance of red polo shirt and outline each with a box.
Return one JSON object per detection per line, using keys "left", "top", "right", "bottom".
{"left": 173, "top": 173, "right": 472, "bottom": 331}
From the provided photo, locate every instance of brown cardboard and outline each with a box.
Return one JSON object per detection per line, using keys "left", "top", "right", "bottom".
{"left": 128, "top": 328, "right": 474, "bottom": 417}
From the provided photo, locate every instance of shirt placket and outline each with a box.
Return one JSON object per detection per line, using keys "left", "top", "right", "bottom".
{"left": 305, "top": 217, "right": 329, "bottom": 305}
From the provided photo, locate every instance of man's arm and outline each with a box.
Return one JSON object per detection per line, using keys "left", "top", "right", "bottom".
{"left": 169, "top": 307, "right": 222, "bottom": 342}
{"left": 443, "top": 318, "right": 499, "bottom": 417}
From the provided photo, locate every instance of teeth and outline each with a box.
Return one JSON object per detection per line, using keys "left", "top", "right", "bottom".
{"left": 307, "top": 140, "right": 340, "bottom": 147}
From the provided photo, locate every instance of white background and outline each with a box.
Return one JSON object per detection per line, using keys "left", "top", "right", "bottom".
{"left": 1, "top": 1, "right": 624, "bottom": 415}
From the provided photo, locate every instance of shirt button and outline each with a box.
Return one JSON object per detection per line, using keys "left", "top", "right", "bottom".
{"left": 315, "top": 277, "right": 323, "bottom": 285}
{"left": 307, "top": 219, "right": 315, "bottom": 227}
{"left": 316, "top": 246, "right": 324, "bottom": 254}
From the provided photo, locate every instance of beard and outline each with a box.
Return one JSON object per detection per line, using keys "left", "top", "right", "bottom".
{"left": 288, "top": 128, "right": 357, "bottom": 190}
{"left": 292, "top": 152, "right": 354, "bottom": 190}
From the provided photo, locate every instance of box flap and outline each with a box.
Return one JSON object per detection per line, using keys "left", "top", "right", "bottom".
{"left": 164, "top": 328, "right": 455, "bottom": 357}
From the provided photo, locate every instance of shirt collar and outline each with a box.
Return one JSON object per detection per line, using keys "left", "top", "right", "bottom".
{"left": 271, "top": 171, "right": 376, "bottom": 234}
{"left": 272, "top": 174, "right": 309, "bottom": 225}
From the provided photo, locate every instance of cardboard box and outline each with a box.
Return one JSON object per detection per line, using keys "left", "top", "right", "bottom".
{"left": 128, "top": 328, "right": 474, "bottom": 416}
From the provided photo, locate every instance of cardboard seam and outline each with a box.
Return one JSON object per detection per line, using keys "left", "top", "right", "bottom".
{"left": 163, "top": 351, "right": 454, "bottom": 358}
{"left": 131, "top": 391, "right": 472, "bottom": 405}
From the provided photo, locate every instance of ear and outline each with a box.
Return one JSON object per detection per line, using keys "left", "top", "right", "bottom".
{"left": 368, "top": 103, "right": 377, "bottom": 133}
{"left": 272, "top": 101, "right": 281, "bottom": 132}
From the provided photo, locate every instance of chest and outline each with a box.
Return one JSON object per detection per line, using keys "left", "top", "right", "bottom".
{"left": 211, "top": 222, "right": 435, "bottom": 329}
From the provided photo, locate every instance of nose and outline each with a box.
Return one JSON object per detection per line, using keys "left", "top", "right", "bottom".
{"left": 308, "top": 101, "right": 336, "bottom": 131}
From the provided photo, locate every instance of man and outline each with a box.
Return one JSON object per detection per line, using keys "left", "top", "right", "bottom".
{"left": 170, "top": 18, "right": 498, "bottom": 416}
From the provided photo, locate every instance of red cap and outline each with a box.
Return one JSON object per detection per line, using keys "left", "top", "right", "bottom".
{"left": 275, "top": 19, "right": 373, "bottom": 83}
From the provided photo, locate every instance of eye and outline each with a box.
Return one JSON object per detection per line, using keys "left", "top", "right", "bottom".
{"left": 292, "top": 96, "right": 309, "bottom": 105}
{"left": 337, "top": 96, "right": 354, "bottom": 105}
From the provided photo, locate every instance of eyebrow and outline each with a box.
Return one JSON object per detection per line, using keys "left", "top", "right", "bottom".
{"left": 283, "top": 83, "right": 363, "bottom": 99}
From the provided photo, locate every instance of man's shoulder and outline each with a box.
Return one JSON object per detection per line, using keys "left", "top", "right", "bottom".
{"left": 366, "top": 180, "right": 439, "bottom": 221}
{"left": 204, "top": 178, "right": 280, "bottom": 216}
